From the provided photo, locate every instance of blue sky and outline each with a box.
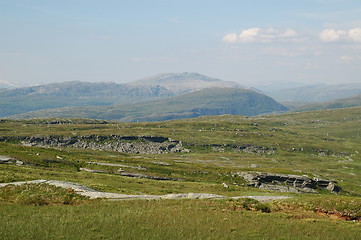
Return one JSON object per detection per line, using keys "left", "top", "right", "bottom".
{"left": 1, "top": 0, "right": 361, "bottom": 87}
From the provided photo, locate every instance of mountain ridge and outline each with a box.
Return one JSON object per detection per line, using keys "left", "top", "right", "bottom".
{"left": 9, "top": 87, "right": 288, "bottom": 122}
{"left": 0, "top": 72, "right": 242, "bottom": 117}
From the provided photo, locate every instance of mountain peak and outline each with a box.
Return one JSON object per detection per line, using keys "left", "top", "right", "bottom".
{"left": 0, "top": 80, "right": 21, "bottom": 89}
{"left": 127, "top": 72, "right": 242, "bottom": 94}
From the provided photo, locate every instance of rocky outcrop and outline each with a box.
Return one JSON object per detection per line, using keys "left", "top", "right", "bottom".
{"left": 0, "top": 155, "right": 24, "bottom": 165}
{"left": 0, "top": 135, "right": 189, "bottom": 154}
{"left": 238, "top": 172, "right": 341, "bottom": 193}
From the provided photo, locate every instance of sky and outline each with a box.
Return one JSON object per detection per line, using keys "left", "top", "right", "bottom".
{"left": 1, "top": 0, "right": 361, "bottom": 87}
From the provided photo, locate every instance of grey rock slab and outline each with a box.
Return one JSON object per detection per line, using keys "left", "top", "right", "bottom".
{"left": 161, "top": 193, "right": 226, "bottom": 199}
{"left": 79, "top": 167, "right": 107, "bottom": 173}
{"left": 0, "top": 179, "right": 292, "bottom": 201}
{"left": 45, "top": 180, "right": 99, "bottom": 193}
{"left": 0, "top": 179, "right": 48, "bottom": 187}
{"left": 0, "top": 155, "right": 14, "bottom": 163}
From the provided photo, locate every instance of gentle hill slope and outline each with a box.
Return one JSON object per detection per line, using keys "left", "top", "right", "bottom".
{"left": 9, "top": 88, "right": 288, "bottom": 122}
{"left": 0, "top": 81, "right": 173, "bottom": 117}
{"left": 293, "top": 94, "right": 361, "bottom": 112}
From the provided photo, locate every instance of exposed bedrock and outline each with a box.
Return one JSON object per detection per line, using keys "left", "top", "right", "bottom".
{"left": 238, "top": 172, "right": 341, "bottom": 193}
{"left": 0, "top": 135, "right": 189, "bottom": 154}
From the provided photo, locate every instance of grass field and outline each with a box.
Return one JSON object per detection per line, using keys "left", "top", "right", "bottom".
{"left": 0, "top": 198, "right": 360, "bottom": 240}
{"left": 1, "top": 107, "right": 361, "bottom": 239}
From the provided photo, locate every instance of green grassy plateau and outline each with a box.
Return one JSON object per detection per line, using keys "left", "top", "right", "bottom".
{"left": 1, "top": 107, "right": 361, "bottom": 239}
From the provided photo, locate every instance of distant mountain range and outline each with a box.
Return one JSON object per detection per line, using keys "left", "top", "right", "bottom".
{"left": 0, "top": 81, "right": 173, "bottom": 117}
{"left": 0, "top": 73, "right": 243, "bottom": 118}
{"left": 265, "top": 83, "right": 361, "bottom": 103}
{"left": 293, "top": 94, "right": 361, "bottom": 112}
{"left": 6, "top": 72, "right": 360, "bottom": 122}
{"left": 9, "top": 88, "right": 288, "bottom": 122}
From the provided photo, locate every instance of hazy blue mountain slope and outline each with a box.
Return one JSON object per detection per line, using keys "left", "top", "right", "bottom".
{"left": 0, "top": 73, "right": 244, "bottom": 118}
{"left": 10, "top": 88, "right": 288, "bottom": 122}
{"left": 293, "top": 94, "right": 361, "bottom": 112}
{"left": 267, "top": 83, "right": 361, "bottom": 103}
{"left": 0, "top": 81, "right": 173, "bottom": 117}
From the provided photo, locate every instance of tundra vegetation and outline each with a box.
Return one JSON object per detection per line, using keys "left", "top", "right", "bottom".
{"left": 0, "top": 107, "right": 361, "bottom": 239}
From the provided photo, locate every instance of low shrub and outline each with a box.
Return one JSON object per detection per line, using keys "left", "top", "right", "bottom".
{"left": 226, "top": 198, "right": 271, "bottom": 213}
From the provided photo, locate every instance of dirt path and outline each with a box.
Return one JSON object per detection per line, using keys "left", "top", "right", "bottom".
{"left": 0, "top": 180, "right": 291, "bottom": 202}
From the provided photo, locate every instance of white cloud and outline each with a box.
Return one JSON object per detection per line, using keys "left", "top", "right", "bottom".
{"left": 349, "top": 28, "right": 361, "bottom": 42}
{"left": 319, "top": 29, "right": 346, "bottom": 42}
{"left": 281, "top": 29, "right": 298, "bottom": 37}
{"left": 238, "top": 28, "right": 261, "bottom": 43}
{"left": 222, "top": 33, "right": 238, "bottom": 43}
{"left": 222, "top": 28, "right": 301, "bottom": 44}
{"left": 319, "top": 28, "right": 361, "bottom": 42}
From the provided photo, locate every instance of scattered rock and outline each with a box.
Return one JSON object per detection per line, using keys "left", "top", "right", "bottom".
{"left": 15, "top": 160, "right": 24, "bottom": 165}
{"left": 0, "top": 155, "right": 24, "bottom": 166}
{"left": 79, "top": 168, "right": 106, "bottom": 173}
{"left": 0, "top": 155, "right": 13, "bottom": 164}
{"left": 152, "top": 161, "right": 172, "bottom": 166}
{"left": 222, "top": 183, "right": 229, "bottom": 188}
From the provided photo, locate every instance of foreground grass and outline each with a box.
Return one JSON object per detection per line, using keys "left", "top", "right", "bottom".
{"left": 0, "top": 199, "right": 360, "bottom": 240}
{"left": 0, "top": 184, "right": 87, "bottom": 205}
